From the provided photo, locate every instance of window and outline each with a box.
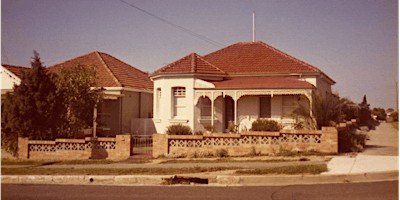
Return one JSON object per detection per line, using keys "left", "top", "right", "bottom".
{"left": 200, "top": 97, "right": 211, "bottom": 118}
{"left": 282, "top": 96, "right": 297, "bottom": 117}
{"left": 156, "top": 88, "right": 161, "bottom": 118}
{"left": 260, "top": 96, "right": 271, "bottom": 118}
{"left": 173, "top": 87, "right": 186, "bottom": 117}
{"left": 98, "top": 100, "right": 112, "bottom": 127}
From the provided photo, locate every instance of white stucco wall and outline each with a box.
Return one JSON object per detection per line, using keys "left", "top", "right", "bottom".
{"left": 153, "top": 77, "right": 196, "bottom": 133}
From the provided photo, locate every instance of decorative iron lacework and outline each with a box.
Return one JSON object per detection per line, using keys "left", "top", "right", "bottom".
{"left": 28, "top": 141, "right": 116, "bottom": 152}
{"left": 168, "top": 134, "right": 321, "bottom": 148}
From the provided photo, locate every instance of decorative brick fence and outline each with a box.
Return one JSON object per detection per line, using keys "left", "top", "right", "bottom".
{"left": 153, "top": 119, "right": 358, "bottom": 157}
{"left": 17, "top": 135, "right": 131, "bottom": 160}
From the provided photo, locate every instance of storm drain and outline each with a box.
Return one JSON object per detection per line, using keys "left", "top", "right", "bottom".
{"left": 162, "top": 176, "right": 208, "bottom": 185}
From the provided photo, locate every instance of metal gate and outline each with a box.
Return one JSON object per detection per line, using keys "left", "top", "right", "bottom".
{"left": 131, "top": 135, "right": 152, "bottom": 155}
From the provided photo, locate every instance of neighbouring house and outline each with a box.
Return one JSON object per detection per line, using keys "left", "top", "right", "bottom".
{"left": 1, "top": 64, "right": 30, "bottom": 101}
{"left": 149, "top": 41, "right": 336, "bottom": 134}
{"left": 48, "top": 51, "right": 153, "bottom": 136}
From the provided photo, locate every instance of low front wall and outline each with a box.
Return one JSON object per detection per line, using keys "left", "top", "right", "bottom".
{"left": 17, "top": 135, "right": 131, "bottom": 160}
{"left": 152, "top": 120, "right": 357, "bottom": 157}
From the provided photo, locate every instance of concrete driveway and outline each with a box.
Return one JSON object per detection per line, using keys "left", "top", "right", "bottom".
{"left": 323, "top": 122, "right": 399, "bottom": 175}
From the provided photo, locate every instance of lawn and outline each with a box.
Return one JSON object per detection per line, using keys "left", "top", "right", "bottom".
{"left": 235, "top": 164, "right": 328, "bottom": 175}
{"left": 1, "top": 166, "right": 241, "bottom": 175}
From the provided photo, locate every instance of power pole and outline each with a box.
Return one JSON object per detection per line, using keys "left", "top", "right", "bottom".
{"left": 396, "top": 81, "right": 398, "bottom": 111}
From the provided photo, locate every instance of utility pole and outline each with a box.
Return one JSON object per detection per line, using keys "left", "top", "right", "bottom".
{"left": 396, "top": 81, "right": 398, "bottom": 111}
{"left": 253, "top": 12, "right": 255, "bottom": 42}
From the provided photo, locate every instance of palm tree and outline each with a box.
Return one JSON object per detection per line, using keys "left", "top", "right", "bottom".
{"left": 291, "top": 91, "right": 351, "bottom": 130}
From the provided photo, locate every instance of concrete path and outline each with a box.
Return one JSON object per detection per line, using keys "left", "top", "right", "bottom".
{"left": 323, "top": 122, "right": 399, "bottom": 175}
{"left": 361, "top": 122, "right": 398, "bottom": 156}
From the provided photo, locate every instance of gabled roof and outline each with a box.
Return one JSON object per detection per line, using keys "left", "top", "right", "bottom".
{"left": 48, "top": 51, "right": 153, "bottom": 91}
{"left": 209, "top": 77, "right": 315, "bottom": 89}
{"left": 203, "top": 41, "right": 321, "bottom": 74}
{"left": 2, "top": 64, "right": 30, "bottom": 79}
{"left": 151, "top": 53, "right": 225, "bottom": 76}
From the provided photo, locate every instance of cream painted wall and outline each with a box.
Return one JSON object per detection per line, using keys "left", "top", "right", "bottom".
{"left": 1, "top": 66, "right": 21, "bottom": 90}
{"left": 153, "top": 77, "right": 196, "bottom": 133}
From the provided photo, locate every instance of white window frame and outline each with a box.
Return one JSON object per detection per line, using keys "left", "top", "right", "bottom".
{"left": 172, "top": 87, "right": 186, "bottom": 118}
{"left": 200, "top": 97, "right": 211, "bottom": 118}
{"left": 156, "top": 88, "right": 161, "bottom": 118}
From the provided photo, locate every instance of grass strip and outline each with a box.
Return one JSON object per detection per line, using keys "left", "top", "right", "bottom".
{"left": 160, "top": 158, "right": 296, "bottom": 164}
{"left": 235, "top": 164, "right": 328, "bottom": 175}
{"left": 1, "top": 166, "right": 241, "bottom": 175}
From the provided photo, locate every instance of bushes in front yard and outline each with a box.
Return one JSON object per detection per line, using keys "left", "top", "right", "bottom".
{"left": 165, "top": 124, "right": 193, "bottom": 135}
{"left": 390, "top": 111, "right": 398, "bottom": 122}
{"left": 251, "top": 119, "right": 281, "bottom": 131}
{"left": 338, "top": 129, "right": 367, "bottom": 153}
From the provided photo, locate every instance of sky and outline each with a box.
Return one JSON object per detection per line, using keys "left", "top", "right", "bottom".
{"left": 1, "top": 0, "right": 398, "bottom": 110}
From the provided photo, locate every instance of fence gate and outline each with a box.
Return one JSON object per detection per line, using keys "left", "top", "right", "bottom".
{"left": 131, "top": 135, "right": 152, "bottom": 155}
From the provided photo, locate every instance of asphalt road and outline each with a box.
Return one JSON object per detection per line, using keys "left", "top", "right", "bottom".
{"left": 2, "top": 181, "right": 398, "bottom": 200}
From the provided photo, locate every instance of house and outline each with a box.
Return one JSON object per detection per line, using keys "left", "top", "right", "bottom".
{"left": 1, "top": 64, "right": 30, "bottom": 101}
{"left": 48, "top": 51, "right": 153, "bottom": 136}
{"left": 149, "top": 41, "right": 336, "bottom": 133}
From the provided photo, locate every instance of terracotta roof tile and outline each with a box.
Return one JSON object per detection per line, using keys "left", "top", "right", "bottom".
{"left": 209, "top": 77, "right": 315, "bottom": 89}
{"left": 48, "top": 51, "right": 153, "bottom": 91}
{"left": 204, "top": 41, "right": 321, "bottom": 74}
{"left": 151, "top": 53, "right": 225, "bottom": 76}
{"left": 2, "top": 64, "right": 30, "bottom": 78}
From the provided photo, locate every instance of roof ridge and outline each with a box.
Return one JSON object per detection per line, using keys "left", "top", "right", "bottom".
{"left": 154, "top": 53, "right": 194, "bottom": 74}
{"left": 195, "top": 54, "right": 226, "bottom": 74}
{"left": 203, "top": 42, "right": 245, "bottom": 58}
{"left": 2, "top": 64, "right": 30, "bottom": 69}
{"left": 98, "top": 52, "right": 150, "bottom": 76}
{"left": 191, "top": 53, "right": 197, "bottom": 72}
{"left": 95, "top": 51, "right": 123, "bottom": 87}
{"left": 47, "top": 51, "right": 98, "bottom": 69}
{"left": 257, "top": 42, "right": 321, "bottom": 72}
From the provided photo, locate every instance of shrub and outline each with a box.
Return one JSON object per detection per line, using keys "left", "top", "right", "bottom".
{"left": 198, "top": 151, "right": 214, "bottom": 158}
{"left": 251, "top": 119, "right": 280, "bottom": 131}
{"left": 338, "top": 129, "right": 367, "bottom": 153}
{"left": 167, "top": 151, "right": 187, "bottom": 158}
{"left": 1, "top": 132, "right": 18, "bottom": 157}
{"left": 215, "top": 149, "right": 229, "bottom": 157}
{"left": 390, "top": 111, "right": 398, "bottom": 122}
{"left": 228, "top": 124, "right": 238, "bottom": 133}
{"left": 204, "top": 125, "right": 217, "bottom": 133}
{"left": 166, "top": 124, "right": 192, "bottom": 135}
{"left": 194, "top": 131, "right": 203, "bottom": 135}
{"left": 248, "top": 146, "right": 261, "bottom": 157}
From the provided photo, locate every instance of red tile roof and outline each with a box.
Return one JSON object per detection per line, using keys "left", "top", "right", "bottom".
{"left": 151, "top": 41, "right": 323, "bottom": 76}
{"left": 151, "top": 53, "right": 225, "bottom": 75}
{"left": 204, "top": 41, "right": 321, "bottom": 74}
{"left": 2, "top": 64, "right": 30, "bottom": 79}
{"left": 209, "top": 77, "right": 315, "bottom": 89}
{"left": 48, "top": 51, "right": 153, "bottom": 91}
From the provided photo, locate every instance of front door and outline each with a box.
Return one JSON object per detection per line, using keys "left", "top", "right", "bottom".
{"left": 224, "top": 96, "right": 234, "bottom": 130}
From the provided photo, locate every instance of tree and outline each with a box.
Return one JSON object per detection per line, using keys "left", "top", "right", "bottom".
{"left": 291, "top": 92, "right": 351, "bottom": 130}
{"left": 55, "top": 63, "right": 103, "bottom": 138}
{"left": 1, "top": 51, "right": 66, "bottom": 140}
{"left": 359, "top": 95, "right": 372, "bottom": 126}
{"left": 371, "top": 107, "right": 386, "bottom": 120}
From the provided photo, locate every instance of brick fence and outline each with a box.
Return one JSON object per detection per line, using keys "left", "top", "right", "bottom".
{"left": 17, "top": 135, "right": 131, "bottom": 160}
{"left": 153, "top": 119, "right": 357, "bottom": 157}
